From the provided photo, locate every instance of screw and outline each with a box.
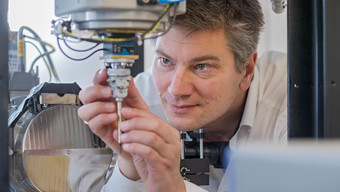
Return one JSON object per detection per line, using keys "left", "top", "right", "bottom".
{"left": 331, "top": 81, "right": 336, "bottom": 87}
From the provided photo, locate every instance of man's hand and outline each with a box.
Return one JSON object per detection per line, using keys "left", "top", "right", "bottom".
{"left": 78, "top": 68, "right": 185, "bottom": 191}
{"left": 78, "top": 68, "right": 149, "bottom": 180}
{"left": 120, "top": 107, "right": 186, "bottom": 192}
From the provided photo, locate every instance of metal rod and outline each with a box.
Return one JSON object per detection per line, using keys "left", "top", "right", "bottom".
{"left": 117, "top": 99, "right": 122, "bottom": 144}
{"left": 180, "top": 131, "right": 185, "bottom": 160}
{"left": 199, "top": 129, "right": 203, "bottom": 159}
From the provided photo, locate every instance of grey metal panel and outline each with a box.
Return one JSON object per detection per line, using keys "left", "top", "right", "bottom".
{"left": 0, "top": 0, "right": 9, "bottom": 190}
{"left": 325, "top": 0, "right": 340, "bottom": 137}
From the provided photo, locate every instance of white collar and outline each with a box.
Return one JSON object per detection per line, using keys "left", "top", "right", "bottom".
{"left": 239, "top": 65, "right": 259, "bottom": 129}
{"left": 229, "top": 66, "right": 259, "bottom": 149}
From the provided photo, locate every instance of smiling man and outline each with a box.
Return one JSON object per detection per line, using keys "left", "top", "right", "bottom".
{"left": 78, "top": 0, "right": 287, "bottom": 191}
{"left": 152, "top": 28, "right": 250, "bottom": 140}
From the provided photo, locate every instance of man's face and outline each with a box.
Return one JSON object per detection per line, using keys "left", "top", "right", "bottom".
{"left": 152, "top": 28, "right": 247, "bottom": 131}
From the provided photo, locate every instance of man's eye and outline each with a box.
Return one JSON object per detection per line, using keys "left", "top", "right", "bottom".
{"left": 195, "top": 64, "right": 208, "bottom": 71}
{"left": 160, "top": 58, "right": 172, "bottom": 65}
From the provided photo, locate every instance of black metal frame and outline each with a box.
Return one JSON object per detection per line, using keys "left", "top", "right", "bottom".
{"left": 288, "top": 0, "right": 324, "bottom": 138}
{"left": 0, "top": 0, "right": 9, "bottom": 190}
{"left": 289, "top": 0, "right": 340, "bottom": 138}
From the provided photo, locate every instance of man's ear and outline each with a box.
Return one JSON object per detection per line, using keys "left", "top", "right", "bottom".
{"left": 239, "top": 51, "right": 257, "bottom": 91}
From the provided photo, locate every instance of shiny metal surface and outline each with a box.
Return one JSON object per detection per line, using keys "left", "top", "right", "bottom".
{"left": 55, "top": 0, "right": 186, "bottom": 31}
{"left": 71, "top": 11, "right": 165, "bottom": 31}
{"left": 23, "top": 105, "right": 95, "bottom": 150}
{"left": 56, "top": 0, "right": 165, "bottom": 31}
{"left": 11, "top": 105, "right": 113, "bottom": 192}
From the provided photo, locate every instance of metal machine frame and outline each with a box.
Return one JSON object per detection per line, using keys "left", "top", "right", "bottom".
{"left": 0, "top": 0, "right": 9, "bottom": 190}
{"left": 288, "top": 0, "right": 340, "bottom": 138}
{"left": 0, "top": 0, "right": 9, "bottom": 191}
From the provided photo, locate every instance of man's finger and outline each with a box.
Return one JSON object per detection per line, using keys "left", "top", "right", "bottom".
{"left": 79, "top": 85, "right": 114, "bottom": 104}
{"left": 124, "top": 77, "right": 149, "bottom": 111}
{"left": 93, "top": 68, "right": 109, "bottom": 86}
{"left": 87, "top": 113, "right": 117, "bottom": 135}
{"left": 121, "top": 130, "right": 171, "bottom": 159}
{"left": 120, "top": 115, "right": 180, "bottom": 145}
{"left": 121, "top": 107, "right": 154, "bottom": 120}
{"left": 78, "top": 101, "right": 116, "bottom": 123}
{"left": 122, "top": 142, "right": 168, "bottom": 169}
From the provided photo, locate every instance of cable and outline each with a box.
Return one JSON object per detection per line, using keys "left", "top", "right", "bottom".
{"left": 24, "top": 36, "right": 56, "bottom": 55}
{"left": 62, "top": 36, "right": 84, "bottom": 43}
{"left": 142, "top": 4, "right": 173, "bottom": 38}
{"left": 24, "top": 40, "right": 49, "bottom": 69}
{"left": 57, "top": 37, "right": 108, "bottom": 61}
{"left": 19, "top": 26, "right": 60, "bottom": 82}
{"left": 63, "top": 39, "right": 100, "bottom": 52}
{"left": 28, "top": 48, "right": 55, "bottom": 78}
{"left": 24, "top": 35, "right": 57, "bottom": 82}
{"left": 55, "top": 4, "right": 173, "bottom": 43}
{"left": 53, "top": 3, "right": 178, "bottom": 63}
{"left": 144, "top": 3, "right": 179, "bottom": 40}
{"left": 59, "top": 27, "right": 138, "bottom": 43}
{"left": 25, "top": 41, "right": 52, "bottom": 82}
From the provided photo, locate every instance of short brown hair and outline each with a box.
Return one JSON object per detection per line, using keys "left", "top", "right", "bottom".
{"left": 172, "top": 0, "right": 264, "bottom": 72}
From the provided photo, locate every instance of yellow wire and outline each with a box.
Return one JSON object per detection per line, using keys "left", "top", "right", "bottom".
{"left": 143, "top": 4, "right": 170, "bottom": 38}
{"left": 59, "top": 4, "right": 170, "bottom": 42}
{"left": 44, "top": 42, "right": 55, "bottom": 50}
{"left": 60, "top": 27, "right": 129, "bottom": 42}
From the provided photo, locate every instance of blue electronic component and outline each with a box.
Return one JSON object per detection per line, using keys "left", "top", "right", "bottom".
{"left": 104, "top": 42, "right": 136, "bottom": 56}
{"left": 158, "top": 0, "right": 185, "bottom": 4}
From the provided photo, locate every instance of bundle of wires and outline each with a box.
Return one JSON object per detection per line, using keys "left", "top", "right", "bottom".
{"left": 18, "top": 26, "right": 59, "bottom": 82}
{"left": 53, "top": 2, "right": 180, "bottom": 61}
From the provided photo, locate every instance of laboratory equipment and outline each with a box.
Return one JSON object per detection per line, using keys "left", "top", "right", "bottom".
{"left": 52, "top": 0, "right": 186, "bottom": 144}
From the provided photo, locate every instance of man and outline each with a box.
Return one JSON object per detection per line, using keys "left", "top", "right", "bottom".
{"left": 78, "top": 0, "right": 287, "bottom": 191}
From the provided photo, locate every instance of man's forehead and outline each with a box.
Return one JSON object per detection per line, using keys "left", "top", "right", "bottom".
{"left": 158, "top": 28, "right": 226, "bottom": 46}
{"left": 155, "top": 48, "right": 220, "bottom": 62}
{"left": 155, "top": 28, "right": 229, "bottom": 53}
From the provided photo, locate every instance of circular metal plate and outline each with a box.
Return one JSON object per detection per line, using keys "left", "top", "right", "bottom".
{"left": 13, "top": 105, "right": 113, "bottom": 192}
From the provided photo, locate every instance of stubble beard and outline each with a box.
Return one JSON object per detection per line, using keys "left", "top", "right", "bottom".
{"left": 163, "top": 106, "right": 210, "bottom": 132}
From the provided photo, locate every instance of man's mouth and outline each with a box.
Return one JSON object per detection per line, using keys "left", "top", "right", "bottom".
{"left": 168, "top": 103, "right": 199, "bottom": 113}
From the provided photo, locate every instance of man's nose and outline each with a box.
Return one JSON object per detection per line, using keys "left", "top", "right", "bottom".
{"left": 167, "top": 68, "right": 193, "bottom": 98}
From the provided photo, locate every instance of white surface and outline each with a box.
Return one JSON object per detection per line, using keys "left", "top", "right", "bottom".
{"left": 8, "top": 0, "right": 104, "bottom": 88}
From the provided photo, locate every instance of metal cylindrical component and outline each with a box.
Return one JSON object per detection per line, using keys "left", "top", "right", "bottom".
{"left": 271, "top": 0, "right": 286, "bottom": 14}
{"left": 180, "top": 131, "right": 185, "bottom": 160}
{"left": 199, "top": 129, "right": 203, "bottom": 159}
{"left": 106, "top": 66, "right": 131, "bottom": 100}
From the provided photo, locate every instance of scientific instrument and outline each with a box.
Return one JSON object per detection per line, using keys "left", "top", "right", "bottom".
{"left": 52, "top": 0, "right": 186, "bottom": 145}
